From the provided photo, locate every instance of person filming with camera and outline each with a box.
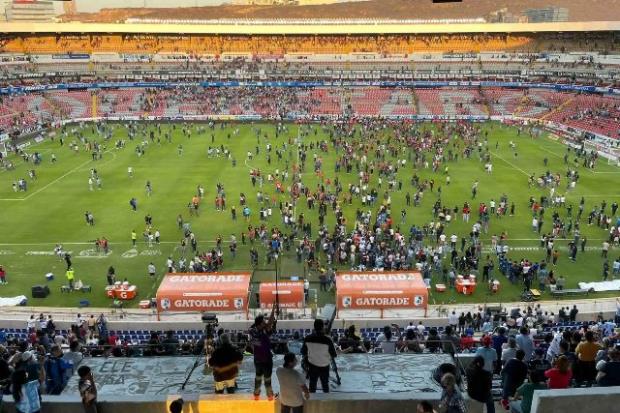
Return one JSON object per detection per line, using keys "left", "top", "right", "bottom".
{"left": 250, "top": 304, "right": 277, "bottom": 400}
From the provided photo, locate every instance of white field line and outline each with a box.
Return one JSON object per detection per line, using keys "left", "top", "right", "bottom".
{"left": 0, "top": 150, "right": 114, "bottom": 201}
{"left": 489, "top": 150, "right": 529, "bottom": 176}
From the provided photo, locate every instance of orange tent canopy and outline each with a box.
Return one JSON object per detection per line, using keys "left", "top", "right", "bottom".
{"left": 336, "top": 271, "right": 428, "bottom": 310}
{"left": 259, "top": 281, "right": 304, "bottom": 309}
{"left": 156, "top": 272, "right": 251, "bottom": 313}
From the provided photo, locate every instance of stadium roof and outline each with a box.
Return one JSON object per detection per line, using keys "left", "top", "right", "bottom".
{"left": 1, "top": 21, "right": 620, "bottom": 35}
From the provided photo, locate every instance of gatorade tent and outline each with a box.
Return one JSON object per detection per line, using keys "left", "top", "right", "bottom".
{"left": 156, "top": 272, "right": 251, "bottom": 319}
{"left": 259, "top": 281, "right": 305, "bottom": 309}
{"left": 336, "top": 271, "right": 428, "bottom": 317}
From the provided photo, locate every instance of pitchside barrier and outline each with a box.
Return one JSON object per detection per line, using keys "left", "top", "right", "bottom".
{"left": 3, "top": 80, "right": 619, "bottom": 95}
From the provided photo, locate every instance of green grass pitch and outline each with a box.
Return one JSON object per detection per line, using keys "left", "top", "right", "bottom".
{"left": 1, "top": 120, "right": 619, "bottom": 309}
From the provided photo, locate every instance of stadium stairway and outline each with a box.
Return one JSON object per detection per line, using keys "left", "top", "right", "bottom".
{"left": 540, "top": 96, "right": 576, "bottom": 121}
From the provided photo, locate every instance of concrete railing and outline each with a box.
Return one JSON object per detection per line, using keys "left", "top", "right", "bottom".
{"left": 2, "top": 386, "right": 619, "bottom": 413}
{"left": 531, "top": 386, "right": 620, "bottom": 413}
{"left": 0, "top": 392, "right": 482, "bottom": 413}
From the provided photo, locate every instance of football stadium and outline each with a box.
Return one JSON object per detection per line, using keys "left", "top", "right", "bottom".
{"left": 1, "top": 0, "right": 620, "bottom": 412}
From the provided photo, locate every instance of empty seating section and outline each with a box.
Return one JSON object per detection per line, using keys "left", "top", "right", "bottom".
{"left": 98, "top": 89, "right": 142, "bottom": 116}
{"left": 1, "top": 87, "right": 620, "bottom": 139}
{"left": 47, "top": 90, "right": 93, "bottom": 119}
{"left": 306, "top": 88, "right": 342, "bottom": 115}
{"left": 0, "top": 34, "right": 544, "bottom": 55}
{"left": 416, "top": 88, "right": 487, "bottom": 116}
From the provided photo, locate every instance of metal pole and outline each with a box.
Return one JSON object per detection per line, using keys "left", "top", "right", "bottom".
{"left": 275, "top": 252, "right": 280, "bottom": 316}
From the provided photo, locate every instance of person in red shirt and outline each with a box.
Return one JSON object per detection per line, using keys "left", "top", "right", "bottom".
{"left": 544, "top": 355, "right": 572, "bottom": 389}
{"left": 460, "top": 334, "right": 475, "bottom": 350}
{"left": 0, "top": 265, "right": 6, "bottom": 284}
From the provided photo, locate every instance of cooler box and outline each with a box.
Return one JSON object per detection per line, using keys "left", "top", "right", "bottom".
{"left": 118, "top": 286, "right": 137, "bottom": 300}
{"left": 105, "top": 286, "right": 115, "bottom": 298}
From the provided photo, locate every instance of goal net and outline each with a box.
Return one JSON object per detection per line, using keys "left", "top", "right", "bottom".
{"left": 583, "top": 140, "right": 620, "bottom": 167}
{"left": 606, "top": 148, "right": 620, "bottom": 167}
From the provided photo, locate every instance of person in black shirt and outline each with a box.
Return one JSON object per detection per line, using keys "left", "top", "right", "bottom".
{"left": 466, "top": 356, "right": 494, "bottom": 413}
{"left": 208, "top": 334, "right": 243, "bottom": 394}
{"left": 301, "top": 319, "right": 337, "bottom": 393}
{"left": 501, "top": 349, "right": 528, "bottom": 409}
{"left": 597, "top": 348, "right": 620, "bottom": 386}
{"left": 425, "top": 328, "right": 442, "bottom": 353}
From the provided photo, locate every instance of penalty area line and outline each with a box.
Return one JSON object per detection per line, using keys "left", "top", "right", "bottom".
{"left": 489, "top": 151, "right": 529, "bottom": 177}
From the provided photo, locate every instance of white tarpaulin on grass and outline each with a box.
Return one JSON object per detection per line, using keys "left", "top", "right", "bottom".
{"left": 0, "top": 296, "right": 27, "bottom": 307}
{"left": 578, "top": 280, "right": 620, "bottom": 292}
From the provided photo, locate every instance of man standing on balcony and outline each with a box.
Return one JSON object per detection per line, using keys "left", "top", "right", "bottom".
{"left": 250, "top": 306, "right": 277, "bottom": 400}
{"left": 276, "top": 353, "right": 310, "bottom": 413}
{"left": 301, "top": 319, "right": 337, "bottom": 393}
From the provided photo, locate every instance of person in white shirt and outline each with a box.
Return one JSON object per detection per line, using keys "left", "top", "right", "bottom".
{"left": 276, "top": 353, "right": 309, "bottom": 412}
{"left": 375, "top": 324, "right": 400, "bottom": 354}
{"left": 26, "top": 315, "right": 36, "bottom": 332}
{"left": 75, "top": 314, "right": 84, "bottom": 329}
{"left": 416, "top": 321, "right": 426, "bottom": 336}
{"left": 448, "top": 311, "right": 458, "bottom": 328}
{"left": 38, "top": 314, "right": 47, "bottom": 331}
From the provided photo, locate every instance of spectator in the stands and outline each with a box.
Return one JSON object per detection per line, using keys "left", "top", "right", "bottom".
{"left": 475, "top": 335, "right": 497, "bottom": 373}
{"left": 401, "top": 328, "right": 423, "bottom": 353}
{"left": 338, "top": 325, "right": 366, "bottom": 353}
{"left": 144, "top": 332, "right": 164, "bottom": 356}
{"left": 62, "top": 340, "right": 84, "bottom": 373}
{"left": 276, "top": 353, "right": 310, "bottom": 413}
{"left": 301, "top": 319, "right": 337, "bottom": 393}
{"left": 529, "top": 348, "right": 552, "bottom": 374}
{"left": 425, "top": 328, "right": 442, "bottom": 353}
{"left": 493, "top": 327, "right": 508, "bottom": 366}
{"left": 208, "top": 333, "right": 243, "bottom": 394}
{"left": 439, "top": 372, "right": 466, "bottom": 413}
{"left": 596, "top": 347, "right": 620, "bottom": 386}
{"left": 501, "top": 338, "right": 518, "bottom": 366}
{"left": 162, "top": 330, "right": 180, "bottom": 355}
{"left": 466, "top": 356, "right": 495, "bottom": 413}
{"left": 13, "top": 351, "right": 43, "bottom": 388}
{"left": 375, "top": 325, "right": 398, "bottom": 353}
{"left": 416, "top": 321, "right": 426, "bottom": 336}
{"left": 169, "top": 398, "right": 183, "bottom": 413}
{"left": 44, "top": 344, "right": 70, "bottom": 395}
{"left": 510, "top": 368, "right": 547, "bottom": 413}
{"left": 459, "top": 333, "right": 475, "bottom": 351}
{"left": 569, "top": 305, "right": 579, "bottom": 322}
{"left": 78, "top": 365, "right": 98, "bottom": 413}
{"left": 575, "top": 330, "right": 601, "bottom": 386}
{"left": 12, "top": 369, "right": 41, "bottom": 413}
{"left": 417, "top": 400, "right": 438, "bottom": 413}
{"left": 53, "top": 330, "right": 66, "bottom": 347}
{"left": 516, "top": 327, "right": 534, "bottom": 362}
{"left": 596, "top": 337, "right": 614, "bottom": 362}
{"left": 501, "top": 349, "right": 528, "bottom": 410}
{"left": 287, "top": 331, "right": 304, "bottom": 355}
{"left": 448, "top": 311, "right": 458, "bottom": 330}
{"left": 441, "top": 326, "right": 460, "bottom": 355}
{"left": 544, "top": 355, "right": 572, "bottom": 389}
